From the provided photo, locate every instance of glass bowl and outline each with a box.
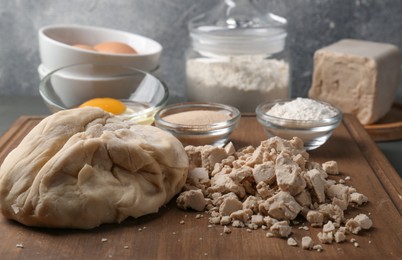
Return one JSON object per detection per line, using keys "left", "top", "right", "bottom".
{"left": 256, "top": 99, "right": 342, "bottom": 150}
{"left": 154, "top": 102, "right": 241, "bottom": 147}
{"left": 39, "top": 63, "right": 169, "bottom": 124}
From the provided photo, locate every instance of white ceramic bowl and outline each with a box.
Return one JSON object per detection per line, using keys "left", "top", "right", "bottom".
{"left": 39, "top": 63, "right": 169, "bottom": 125}
{"left": 256, "top": 99, "right": 342, "bottom": 150}
{"left": 38, "top": 24, "right": 162, "bottom": 72}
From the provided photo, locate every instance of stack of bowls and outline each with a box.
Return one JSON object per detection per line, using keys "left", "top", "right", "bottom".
{"left": 38, "top": 24, "right": 167, "bottom": 124}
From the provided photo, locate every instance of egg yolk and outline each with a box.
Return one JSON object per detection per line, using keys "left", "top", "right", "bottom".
{"left": 94, "top": 42, "right": 137, "bottom": 54}
{"left": 73, "top": 44, "right": 96, "bottom": 51}
{"left": 79, "top": 98, "right": 126, "bottom": 115}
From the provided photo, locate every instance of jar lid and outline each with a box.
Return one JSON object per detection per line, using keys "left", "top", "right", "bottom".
{"left": 189, "top": 0, "right": 287, "bottom": 56}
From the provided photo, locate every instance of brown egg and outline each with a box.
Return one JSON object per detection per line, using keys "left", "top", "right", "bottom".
{"left": 73, "top": 44, "right": 95, "bottom": 51}
{"left": 94, "top": 41, "right": 137, "bottom": 54}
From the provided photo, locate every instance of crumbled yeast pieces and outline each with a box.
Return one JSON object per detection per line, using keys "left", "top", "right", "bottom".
{"left": 177, "top": 137, "right": 372, "bottom": 249}
{"left": 302, "top": 236, "right": 314, "bottom": 250}
{"left": 322, "top": 161, "right": 339, "bottom": 175}
{"left": 317, "top": 231, "right": 333, "bottom": 244}
{"left": 287, "top": 237, "right": 298, "bottom": 246}
{"left": 267, "top": 221, "right": 292, "bottom": 238}
{"left": 334, "top": 230, "right": 346, "bottom": 243}
{"left": 176, "top": 189, "right": 207, "bottom": 211}
{"left": 345, "top": 214, "right": 373, "bottom": 234}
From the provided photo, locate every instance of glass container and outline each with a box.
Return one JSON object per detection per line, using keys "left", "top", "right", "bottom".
{"left": 186, "top": 0, "right": 289, "bottom": 113}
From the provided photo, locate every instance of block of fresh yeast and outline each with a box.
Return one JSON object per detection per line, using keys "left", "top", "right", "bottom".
{"left": 308, "top": 39, "right": 401, "bottom": 124}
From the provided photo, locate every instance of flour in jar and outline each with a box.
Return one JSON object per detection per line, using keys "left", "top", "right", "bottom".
{"left": 186, "top": 56, "right": 289, "bottom": 112}
{"left": 267, "top": 98, "right": 338, "bottom": 120}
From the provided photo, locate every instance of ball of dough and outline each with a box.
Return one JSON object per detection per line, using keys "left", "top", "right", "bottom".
{"left": 0, "top": 107, "right": 188, "bottom": 229}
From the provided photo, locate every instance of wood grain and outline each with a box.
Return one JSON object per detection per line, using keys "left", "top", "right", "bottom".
{"left": 364, "top": 103, "right": 402, "bottom": 141}
{"left": 0, "top": 114, "right": 401, "bottom": 259}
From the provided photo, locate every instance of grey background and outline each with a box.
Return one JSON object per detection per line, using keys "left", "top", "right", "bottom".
{"left": 1, "top": 0, "right": 402, "bottom": 101}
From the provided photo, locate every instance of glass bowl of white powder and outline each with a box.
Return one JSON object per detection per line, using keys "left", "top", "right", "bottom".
{"left": 256, "top": 98, "right": 342, "bottom": 150}
{"left": 154, "top": 102, "right": 241, "bottom": 147}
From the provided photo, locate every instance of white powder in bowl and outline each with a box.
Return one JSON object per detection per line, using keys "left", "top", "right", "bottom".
{"left": 267, "top": 98, "right": 338, "bottom": 120}
{"left": 186, "top": 56, "right": 289, "bottom": 112}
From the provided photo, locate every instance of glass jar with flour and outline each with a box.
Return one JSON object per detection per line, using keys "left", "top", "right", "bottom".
{"left": 186, "top": 0, "right": 289, "bottom": 113}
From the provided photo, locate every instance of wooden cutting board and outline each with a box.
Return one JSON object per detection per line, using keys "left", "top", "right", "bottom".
{"left": 364, "top": 102, "right": 402, "bottom": 141}
{"left": 0, "top": 115, "right": 401, "bottom": 259}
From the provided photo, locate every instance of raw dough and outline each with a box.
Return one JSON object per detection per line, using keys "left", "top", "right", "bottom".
{"left": 0, "top": 107, "right": 188, "bottom": 229}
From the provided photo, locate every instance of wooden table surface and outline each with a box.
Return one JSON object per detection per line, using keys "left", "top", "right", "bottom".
{"left": 0, "top": 114, "right": 401, "bottom": 259}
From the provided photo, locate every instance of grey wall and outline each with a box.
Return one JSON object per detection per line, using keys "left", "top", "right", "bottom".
{"left": 1, "top": 0, "right": 402, "bottom": 101}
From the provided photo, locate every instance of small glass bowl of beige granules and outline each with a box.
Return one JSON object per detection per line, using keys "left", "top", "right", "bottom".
{"left": 256, "top": 98, "right": 342, "bottom": 150}
{"left": 154, "top": 102, "right": 241, "bottom": 146}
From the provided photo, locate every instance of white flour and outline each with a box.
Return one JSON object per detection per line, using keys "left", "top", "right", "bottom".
{"left": 267, "top": 98, "right": 338, "bottom": 120}
{"left": 186, "top": 56, "right": 289, "bottom": 112}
